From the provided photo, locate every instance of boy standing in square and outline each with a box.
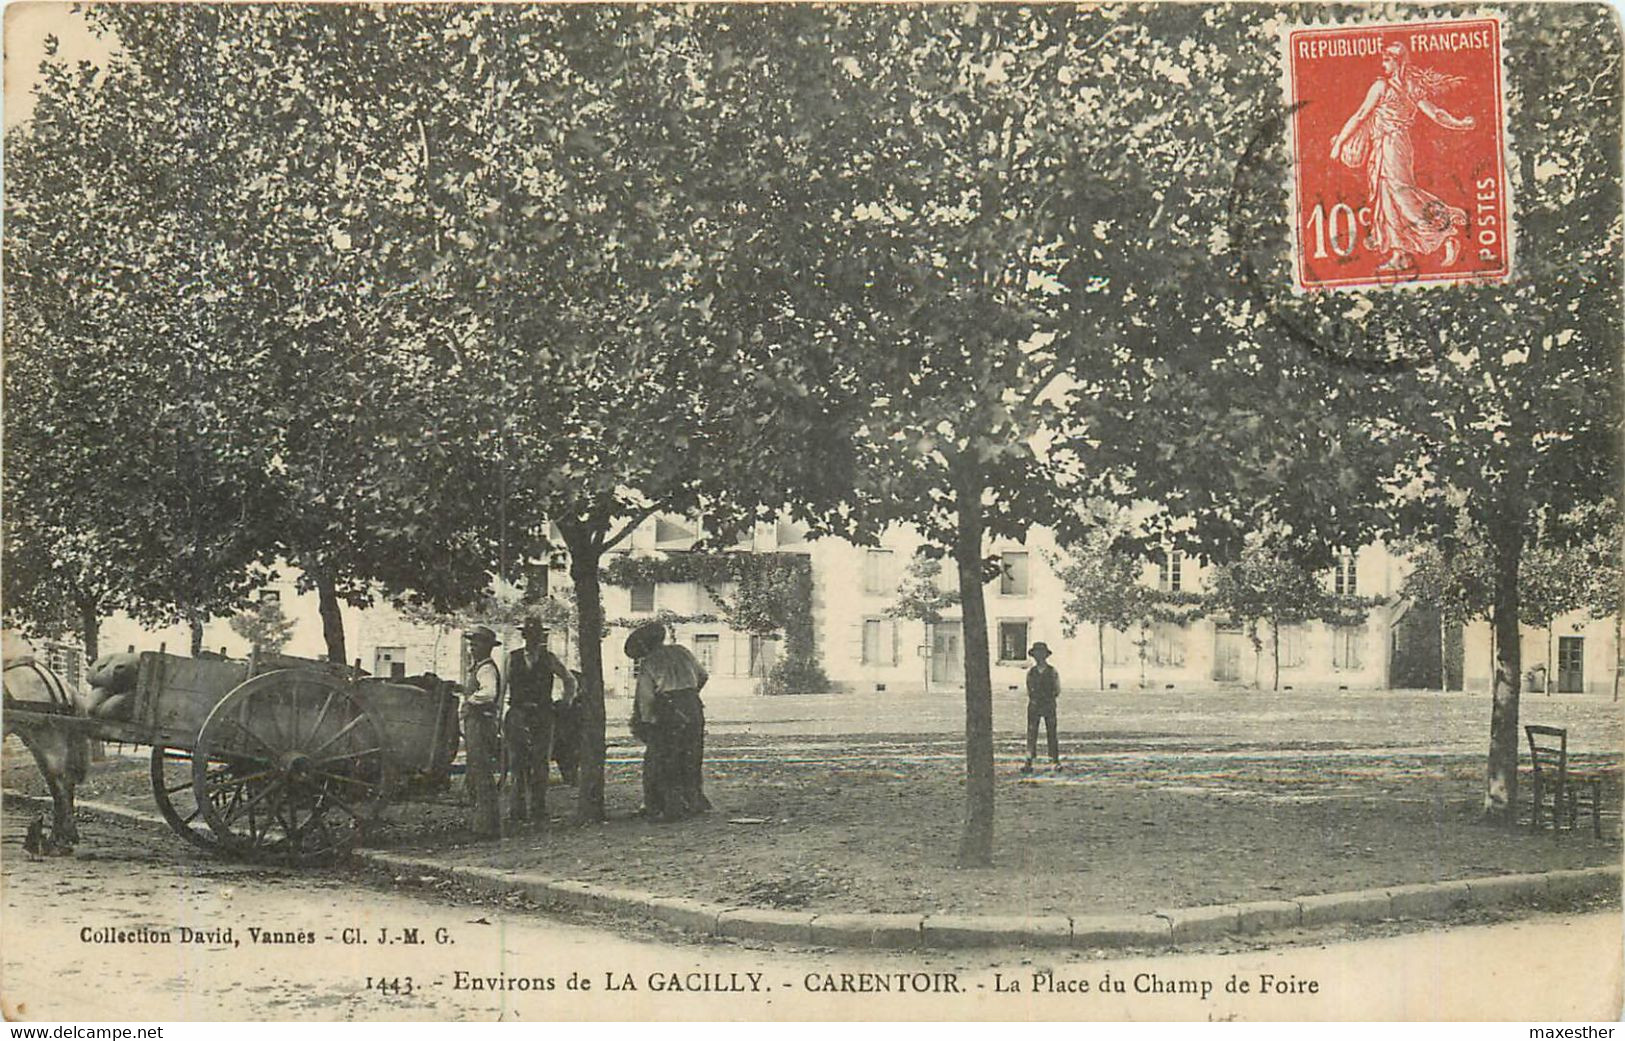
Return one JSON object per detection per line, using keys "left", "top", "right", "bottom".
{"left": 1022, "top": 642, "right": 1061, "bottom": 774}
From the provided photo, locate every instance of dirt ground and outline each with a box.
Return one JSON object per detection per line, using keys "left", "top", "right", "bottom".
{"left": 12, "top": 721, "right": 1618, "bottom": 917}
{"left": 6, "top": 810, "right": 1620, "bottom": 1021}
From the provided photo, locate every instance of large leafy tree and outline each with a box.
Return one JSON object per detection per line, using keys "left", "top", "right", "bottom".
{"left": 11, "top": 7, "right": 850, "bottom": 821}
{"left": 84, "top": 5, "right": 519, "bottom": 664}
{"left": 1074, "top": 5, "right": 1620, "bottom": 822}
{"left": 5, "top": 26, "right": 278, "bottom": 656}
{"left": 1340, "top": 8, "right": 1620, "bottom": 818}
{"left": 360, "top": 6, "right": 855, "bottom": 821}
{"left": 773, "top": 6, "right": 1404, "bottom": 865}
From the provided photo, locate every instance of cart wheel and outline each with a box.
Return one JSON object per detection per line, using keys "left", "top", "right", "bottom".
{"left": 193, "top": 670, "right": 393, "bottom": 864}
{"left": 150, "top": 745, "right": 224, "bottom": 852}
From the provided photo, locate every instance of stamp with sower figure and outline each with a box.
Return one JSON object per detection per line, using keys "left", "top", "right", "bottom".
{"left": 1284, "top": 17, "right": 1511, "bottom": 291}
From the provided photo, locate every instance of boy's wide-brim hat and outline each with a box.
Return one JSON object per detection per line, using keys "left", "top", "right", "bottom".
{"left": 464, "top": 625, "right": 501, "bottom": 646}
{"left": 624, "top": 621, "right": 666, "bottom": 659}
{"left": 1029, "top": 642, "right": 1052, "bottom": 658}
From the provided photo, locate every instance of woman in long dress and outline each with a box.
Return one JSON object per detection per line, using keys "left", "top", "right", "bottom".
{"left": 1329, "top": 41, "right": 1477, "bottom": 274}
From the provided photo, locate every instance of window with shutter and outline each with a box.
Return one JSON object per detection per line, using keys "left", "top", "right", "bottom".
{"left": 1151, "top": 623, "right": 1186, "bottom": 666}
{"left": 999, "top": 552, "right": 1030, "bottom": 596}
{"left": 1331, "top": 624, "right": 1363, "bottom": 669}
{"left": 1279, "top": 625, "right": 1307, "bottom": 668}
{"left": 861, "top": 618, "right": 883, "bottom": 664}
{"left": 1105, "top": 627, "right": 1135, "bottom": 665}
{"left": 1334, "top": 554, "right": 1358, "bottom": 596}
{"left": 863, "top": 550, "right": 894, "bottom": 594}
{"left": 997, "top": 621, "right": 1029, "bottom": 663}
{"left": 43, "top": 642, "right": 82, "bottom": 691}
{"left": 750, "top": 635, "right": 776, "bottom": 677}
{"left": 1158, "top": 551, "right": 1184, "bottom": 593}
{"left": 630, "top": 582, "right": 655, "bottom": 613}
{"left": 693, "top": 634, "right": 719, "bottom": 672}
{"left": 374, "top": 646, "right": 407, "bottom": 679}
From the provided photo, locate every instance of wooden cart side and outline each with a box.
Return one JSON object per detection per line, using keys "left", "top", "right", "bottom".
{"left": 353, "top": 678, "right": 457, "bottom": 775}
{"left": 134, "top": 651, "right": 253, "bottom": 750}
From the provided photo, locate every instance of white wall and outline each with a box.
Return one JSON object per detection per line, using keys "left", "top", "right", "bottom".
{"left": 814, "top": 532, "right": 1404, "bottom": 694}
{"left": 1463, "top": 612, "right": 1620, "bottom": 696}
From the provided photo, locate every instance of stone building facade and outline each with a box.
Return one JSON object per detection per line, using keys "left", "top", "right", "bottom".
{"left": 91, "top": 518, "right": 1617, "bottom": 700}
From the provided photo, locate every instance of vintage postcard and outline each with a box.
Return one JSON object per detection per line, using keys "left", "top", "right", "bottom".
{"left": 2, "top": 1, "right": 1620, "bottom": 1026}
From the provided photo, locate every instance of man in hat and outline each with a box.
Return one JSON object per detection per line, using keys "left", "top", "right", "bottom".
{"left": 625, "top": 621, "right": 710, "bottom": 821}
{"left": 461, "top": 625, "right": 503, "bottom": 838}
{"left": 1022, "top": 641, "right": 1062, "bottom": 774}
{"left": 505, "top": 617, "right": 576, "bottom": 827}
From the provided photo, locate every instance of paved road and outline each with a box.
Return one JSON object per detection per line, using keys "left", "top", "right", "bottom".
{"left": 2, "top": 812, "right": 1618, "bottom": 1021}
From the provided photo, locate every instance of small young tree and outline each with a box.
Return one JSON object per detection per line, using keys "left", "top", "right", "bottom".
{"left": 228, "top": 599, "right": 297, "bottom": 656}
{"left": 1401, "top": 527, "right": 1494, "bottom": 691}
{"left": 1573, "top": 504, "right": 1624, "bottom": 701}
{"left": 1205, "top": 540, "right": 1336, "bottom": 692}
{"left": 529, "top": 590, "right": 580, "bottom": 664}
{"left": 1051, "top": 532, "right": 1154, "bottom": 690}
{"left": 888, "top": 552, "right": 962, "bottom": 694}
{"left": 1519, "top": 540, "right": 1589, "bottom": 695}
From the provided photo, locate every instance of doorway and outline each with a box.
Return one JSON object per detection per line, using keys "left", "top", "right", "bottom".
{"left": 1558, "top": 636, "right": 1585, "bottom": 693}
{"left": 374, "top": 646, "right": 407, "bottom": 679}
{"left": 931, "top": 623, "right": 963, "bottom": 686}
{"left": 1213, "top": 624, "right": 1243, "bottom": 683}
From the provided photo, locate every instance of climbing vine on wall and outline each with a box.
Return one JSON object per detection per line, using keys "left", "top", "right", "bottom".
{"left": 600, "top": 552, "right": 826, "bottom": 694}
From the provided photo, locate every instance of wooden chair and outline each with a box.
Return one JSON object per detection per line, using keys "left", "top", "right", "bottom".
{"left": 1525, "top": 725, "right": 1604, "bottom": 838}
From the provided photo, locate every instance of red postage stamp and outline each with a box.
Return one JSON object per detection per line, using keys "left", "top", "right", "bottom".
{"left": 1284, "top": 17, "right": 1511, "bottom": 291}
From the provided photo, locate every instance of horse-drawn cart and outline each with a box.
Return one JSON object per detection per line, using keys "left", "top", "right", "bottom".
{"left": 7, "top": 650, "right": 457, "bottom": 864}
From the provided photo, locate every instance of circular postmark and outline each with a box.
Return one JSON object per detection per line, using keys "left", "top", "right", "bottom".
{"left": 1226, "top": 102, "right": 1426, "bottom": 376}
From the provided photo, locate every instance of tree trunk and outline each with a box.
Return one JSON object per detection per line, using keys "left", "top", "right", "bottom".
{"left": 923, "top": 621, "right": 933, "bottom": 696}
{"left": 1439, "top": 614, "right": 1449, "bottom": 692}
{"left": 1271, "top": 621, "right": 1281, "bottom": 691}
{"left": 312, "top": 569, "right": 347, "bottom": 664}
{"left": 189, "top": 617, "right": 205, "bottom": 658}
{"left": 1614, "top": 613, "right": 1621, "bottom": 703}
{"left": 1545, "top": 624, "right": 1554, "bottom": 695}
{"left": 76, "top": 596, "right": 100, "bottom": 664}
{"left": 1483, "top": 525, "right": 1523, "bottom": 822}
{"left": 564, "top": 525, "right": 608, "bottom": 824}
{"left": 953, "top": 486, "right": 994, "bottom": 868}
{"left": 77, "top": 594, "right": 105, "bottom": 758}
{"left": 1097, "top": 622, "right": 1106, "bottom": 691}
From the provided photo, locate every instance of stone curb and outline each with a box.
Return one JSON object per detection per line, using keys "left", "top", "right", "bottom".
{"left": 12, "top": 793, "right": 1622, "bottom": 951}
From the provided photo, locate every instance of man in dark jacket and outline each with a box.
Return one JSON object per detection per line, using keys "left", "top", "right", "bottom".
{"left": 1022, "top": 641, "right": 1062, "bottom": 774}
{"left": 505, "top": 617, "right": 577, "bottom": 826}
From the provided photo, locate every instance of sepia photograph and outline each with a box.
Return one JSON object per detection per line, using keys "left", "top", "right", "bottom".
{"left": 1, "top": 1, "right": 1620, "bottom": 1024}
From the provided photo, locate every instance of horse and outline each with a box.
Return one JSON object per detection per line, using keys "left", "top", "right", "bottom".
{"left": 2, "top": 633, "right": 89, "bottom": 853}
